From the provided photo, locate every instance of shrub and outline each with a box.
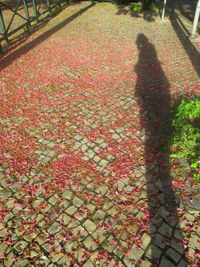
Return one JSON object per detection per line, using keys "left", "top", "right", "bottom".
{"left": 170, "top": 98, "right": 200, "bottom": 183}
{"left": 131, "top": 0, "right": 158, "bottom": 12}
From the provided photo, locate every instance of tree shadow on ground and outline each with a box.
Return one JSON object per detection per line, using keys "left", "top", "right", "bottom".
{"left": 169, "top": 10, "right": 200, "bottom": 78}
{"left": 134, "top": 34, "right": 188, "bottom": 265}
{"left": 167, "top": 0, "right": 198, "bottom": 22}
{"left": 115, "top": 3, "right": 159, "bottom": 22}
{"left": 0, "top": 2, "right": 95, "bottom": 70}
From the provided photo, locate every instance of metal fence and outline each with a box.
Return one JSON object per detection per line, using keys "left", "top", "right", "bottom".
{"left": 0, "top": 0, "right": 70, "bottom": 50}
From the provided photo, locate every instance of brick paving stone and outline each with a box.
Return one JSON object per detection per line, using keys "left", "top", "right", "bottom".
{"left": 50, "top": 253, "right": 63, "bottom": 263}
{"left": 48, "top": 195, "right": 59, "bottom": 205}
{"left": 146, "top": 244, "right": 162, "bottom": 260}
{"left": 140, "top": 233, "right": 151, "bottom": 250}
{"left": 166, "top": 248, "right": 181, "bottom": 263}
{"left": 0, "top": 243, "right": 7, "bottom": 256}
{"left": 48, "top": 222, "right": 60, "bottom": 235}
{"left": 98, "top": 159, "right": 109, "bottom": 168}
{"left": 139, "top": 260, "right": 152, "bottom": 267}
{"left": 127, "top": 245, "right": 144, "bottom": 262}
{"left": 107, "top": 206, "right": 118, "bottom": 216}
{"left": 13, "top": 259, "right": 29, "bottom": 267}
{"left": 158, "top": 222, "right": 173, "bottom": 237}
{"left": 92, "top": 227, "right": 108, "bottom": 243}
{"left": 74, "top": 211, "right": 87, "bottom": 222}
{"left": 66, "top": 206, "right": 77, "bottom": 215}
{"left": 160, "top": 257, "right": 176, "bottom": 267}
{"left": 83, "top": 236, "right": 98, "bottom": 251}
{"left": 177, "top": 259, "right": 188, "bottom": 267}
{"left": 173, "top": 229, "right": 183, "bottom": 240}
{"left": 60, "top": 214, "right": 71, "bottom": 225}
{"left": 170, "top": 239, "right": 184, "bottom": 255}
{"left": 13, "top": 241, "right": 28, "bottom": 255}
{"left": 84, "top": 219, "right": 97, "bottom": 234}
{"left": 87, "top": 204, "right": 96, "bottom": 212}
{"left": 123, "top": 256, "right": 135, "bottom": 266}
{"left": 73, "top": 196, "right": 84, "bottom": 207}
{"left": 188, "top": 234, "right": 200, "bottom": 250}
{"left": 153, "top": 233, "right": 167, "bottom": 250}
{"left": 57, "top": 255, "right": 71, "bottom": 266}
{"left": 95, "top": 185, "right": 108, "bottom": 195}
{"left": 36, "top": 256, "right": 51, "bottom": 266}
{"left": 188, "top": 247, "right": 195, "bottom": 261}
{"left": 62, "top": 190, "right": 73, "bottom": 200}
{"left": 4, "top": 251, "right": 16, "bottom": 267}
{"left": 64, "top": 241, "right": 78, "bottom": 253}
{"left": 68, "top": 220, "right": 80, "bottom": 229}
{"left": 83, "top": 259, "right": 94, "bottom": 267}
{"left": 93, "top": 210, "right": 106, "bottom": 221}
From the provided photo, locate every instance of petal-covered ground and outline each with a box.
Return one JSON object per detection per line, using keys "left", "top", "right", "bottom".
{"left": 0, "top": 2, "right": 200, "bottom": 266}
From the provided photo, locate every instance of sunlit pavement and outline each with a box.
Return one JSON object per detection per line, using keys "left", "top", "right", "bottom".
{"left": 0, "top": 2, "right": 200, "bottom": 266}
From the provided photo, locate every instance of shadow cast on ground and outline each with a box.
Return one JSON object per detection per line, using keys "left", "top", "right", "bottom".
{"left": 170, "top": 11, "right": 200, "bottom": 78}
{"left": 115, "top": 3, "right": 158, "bottom": 22}
{"left": 0, "top": 2, "right": 95, "bottom": 70}
{"left": 168, "top": 0, "right": 198, "bottom": 22}
{"left": 135, "top": 34, "right": 187, "bottom": 265}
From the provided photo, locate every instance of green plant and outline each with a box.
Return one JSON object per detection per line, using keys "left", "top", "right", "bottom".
{"left": 148, "top": 2, "right": 158, "bottom": 12}
{"left": 170, "top": 98, "right": 200, "bottom": 183}
{"left": 131, "top": 2, "right": 143, "bottom": 11}
{"left": 1, "top": 39, "right": 8, "bottom": 46}
{"left": 48, "top": 5, "right": 61, "bottom": 16}
{"left": 131, "top": 0, "right": 158, "bottom": 12}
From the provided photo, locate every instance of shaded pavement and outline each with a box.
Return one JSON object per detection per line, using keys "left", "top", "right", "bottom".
{"left": 167, "top": 0, "right": 199, "bottom": 23}
{"left": 0, "top": 2, "right": 200, "bottom": 266}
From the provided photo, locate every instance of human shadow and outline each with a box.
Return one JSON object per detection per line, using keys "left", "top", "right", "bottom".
{"left": 134, "top": 34, "right": 187, "bottom": 265}
{"left": 0, "top": 2, "right": 95, "bottom": 70}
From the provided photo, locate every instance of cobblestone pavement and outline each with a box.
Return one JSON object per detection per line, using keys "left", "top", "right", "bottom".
{"left": 0, "top": 2, "right": 200, "bottom": 266}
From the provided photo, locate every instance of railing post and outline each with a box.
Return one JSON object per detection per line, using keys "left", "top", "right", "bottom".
{"left": 58, "top": 0, "right": 62, "bottom": 11}
{"left": 0, "top": 8, "right": 7, "bottom": 40}
{"left": 32, "top": 0, "right": 38, "bottom": 19}
{"left": 23, "top": 0, "right": 30, "bottom": 31}
{"left": 161, "top": 0, "right": 167, "bottom": 20}
{"left": 47, "top": 0, "right": 52, "bottom": 15}
{"left": 191, "top": 0, "right": 200, "bottom": 38}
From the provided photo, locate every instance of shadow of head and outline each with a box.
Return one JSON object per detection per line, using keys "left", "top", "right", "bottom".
{"left": 136, "top": 33, "right": 150, "bottom": 48}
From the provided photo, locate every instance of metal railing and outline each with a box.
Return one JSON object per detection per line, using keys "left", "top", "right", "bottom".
{"left": 0, "top": 0, "right": 69, "bottom": 51}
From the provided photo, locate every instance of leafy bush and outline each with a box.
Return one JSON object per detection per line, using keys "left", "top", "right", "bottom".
{"left": 131, "top": 0, "right": 158, "bottom": 12}
{"left": 170, "top": 98, "right": 200, "bottom": 183}
{"left": 148, "top": 1, "right": 158, "bottom": 12}
{"left": 131, "top": 2, "right": 143, "bottom": 11}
